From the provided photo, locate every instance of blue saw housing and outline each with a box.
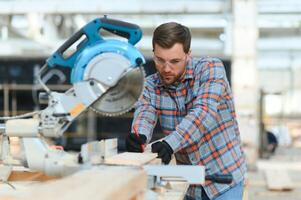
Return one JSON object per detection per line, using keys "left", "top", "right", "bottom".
{"left": 46, "top": 17, "right": 145, "bottom": 83}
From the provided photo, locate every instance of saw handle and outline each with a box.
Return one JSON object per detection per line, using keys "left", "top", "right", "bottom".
{"left": 55, "top": 30, "right": 86, "bottom": 59}
{"left": 205, "top": 174, "right": 233, "bottom": 184}
{"left": 100, "top": 17, "right": 142, "bottom": 45}
{"left": 47, "top": 16, "right": 142, "bottom": 68}
{"left": 55, "top": 17, "right": 141, "bottom": 55}
{"left": 46, "top": 23, "right": 92, "bottom": 68}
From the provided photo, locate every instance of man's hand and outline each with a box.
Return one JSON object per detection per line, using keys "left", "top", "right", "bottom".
{"left": 151, "top": 141, "right": 173, "bottom": 164}
{"left": 125, "top": 133, "right": 147, "bottom": 152}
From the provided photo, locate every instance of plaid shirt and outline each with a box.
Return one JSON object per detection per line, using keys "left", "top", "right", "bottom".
{"left": 132, "top": 57, "right": 246, "bottom": 199}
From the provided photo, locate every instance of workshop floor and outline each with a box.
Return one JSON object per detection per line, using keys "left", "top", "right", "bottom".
{"left": 247, "top": 147, "right": 301, "bottom": 200}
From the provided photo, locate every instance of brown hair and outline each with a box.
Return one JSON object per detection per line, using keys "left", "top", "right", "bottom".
{"left": 152, "top": 22, "right": 191, "bottom": 53}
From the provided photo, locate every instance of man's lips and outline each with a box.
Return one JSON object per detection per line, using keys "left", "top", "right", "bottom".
{"left": 162, "top": 73, "right": 174, "bottom": 78}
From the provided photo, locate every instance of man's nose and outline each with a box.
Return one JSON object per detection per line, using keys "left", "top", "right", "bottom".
{"left": 163, "top": 63, "right": 172, "bottom": 73}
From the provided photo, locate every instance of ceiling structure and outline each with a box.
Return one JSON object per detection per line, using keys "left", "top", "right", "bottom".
{"left": 0, "top": 0, "right": 300, "bottom": 70}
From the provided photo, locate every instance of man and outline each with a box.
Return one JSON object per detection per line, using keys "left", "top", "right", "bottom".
{"left": 126, "top": 22, "right": 246, "bottom": 200}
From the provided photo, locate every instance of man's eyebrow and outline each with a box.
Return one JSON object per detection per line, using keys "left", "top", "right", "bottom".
{"left": 154, "top": 55, "right": 164, "bottom": 60}
{"left": 154, "top": 55, "right": 182, "bottom": 60}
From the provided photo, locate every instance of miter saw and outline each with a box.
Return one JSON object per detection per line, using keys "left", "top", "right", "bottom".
{"left": 0, "top": 16, "right": 146, "bottom": 177}
{"left": 0, "top": 17, "right": 232, "bottom": 187}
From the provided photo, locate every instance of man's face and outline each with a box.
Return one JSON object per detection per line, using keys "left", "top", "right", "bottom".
{"left": 153, "top": 43, "right": 190, "bottom": 86}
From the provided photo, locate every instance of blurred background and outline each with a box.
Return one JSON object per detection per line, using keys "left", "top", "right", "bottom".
{"left": 0, "top": 0, "right": 300, "bottom": 198}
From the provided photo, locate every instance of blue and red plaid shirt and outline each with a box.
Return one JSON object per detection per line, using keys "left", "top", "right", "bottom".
{"left": 131, "top": 57, "right": 246, "bottom": 199}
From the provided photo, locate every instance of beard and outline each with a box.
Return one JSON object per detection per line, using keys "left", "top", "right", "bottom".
{"left": 159, "top": 70, "right": 186, "bottom": 86}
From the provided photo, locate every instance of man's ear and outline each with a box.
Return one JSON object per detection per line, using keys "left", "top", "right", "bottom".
{"left": 187, "top": 50, "right": 192, "bottom": 60}
{"left": 188, "top": 50, "right": 192, "bottom": 57}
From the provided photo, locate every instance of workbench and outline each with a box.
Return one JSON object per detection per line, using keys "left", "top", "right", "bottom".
{"left": 0, "top": 152, "right": 189, "bottom": 200}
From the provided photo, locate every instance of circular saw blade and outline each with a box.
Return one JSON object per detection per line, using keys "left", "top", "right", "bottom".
{"left": 90, "top": 67, "right": 145, "bottom": 116}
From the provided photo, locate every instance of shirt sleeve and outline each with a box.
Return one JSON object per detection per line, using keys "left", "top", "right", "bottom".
{"left": 164, "top": 58, "right": 228, "bottom": 153}
{"left": 131, "top": 83, "right": 158, "bottom": 144}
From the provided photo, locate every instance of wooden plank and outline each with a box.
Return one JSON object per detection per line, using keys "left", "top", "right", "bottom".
{"left": 104, "top": 152, "right": 157, "bottom": 166}
{"left": 157, "top": 182, "right": 189, "bottom": 200}
{"left": 147, "top": 158, "right": 161, "bottom": 165}
{"left": 243, "top": 181, "right": 249, "bottom": 200}
{"left": 145, "top": 182, "right": 189, "bottom": 200}
{"left": 257, "top": 160, "right": 301, "bottom": 171}
{"left": 0, "top": 195, "right": 16, "bottom": 200}
{"left": 143, "top": 140, "right": 162, "bottom": 153}
{"left": 264, "top": 170, "right": 294, "bottom": 191}
{"left": 8, "top": 171, "right": 57, "bottom": 182}
{"left": 13, "top": 166, "right": 147, "bottom": 200}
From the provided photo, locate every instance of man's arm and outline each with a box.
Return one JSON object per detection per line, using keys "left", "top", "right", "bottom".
{"left": 164, "top": 58, "right": 228, "bottom": 153}
{"left": 131, "top": 83, "right": 158, "bottom": 144}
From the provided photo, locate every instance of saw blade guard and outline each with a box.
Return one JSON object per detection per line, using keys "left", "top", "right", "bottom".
{"left": 71, "top": 39, "right": 145, "bottom": 84}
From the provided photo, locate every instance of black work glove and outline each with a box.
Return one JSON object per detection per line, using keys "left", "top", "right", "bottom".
{"left": 151, "top": 141, "right": 173, "bottom": 164}
{"left": 125, "top": 133, "right": 147, "bottom": 152}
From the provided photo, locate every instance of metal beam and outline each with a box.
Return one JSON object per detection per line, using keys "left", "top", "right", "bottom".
{"left": 258, "top": 0, "right": 301, "bottom": 14}
{"left": 0, "top": 0, "right": 226, "bottom": 15}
